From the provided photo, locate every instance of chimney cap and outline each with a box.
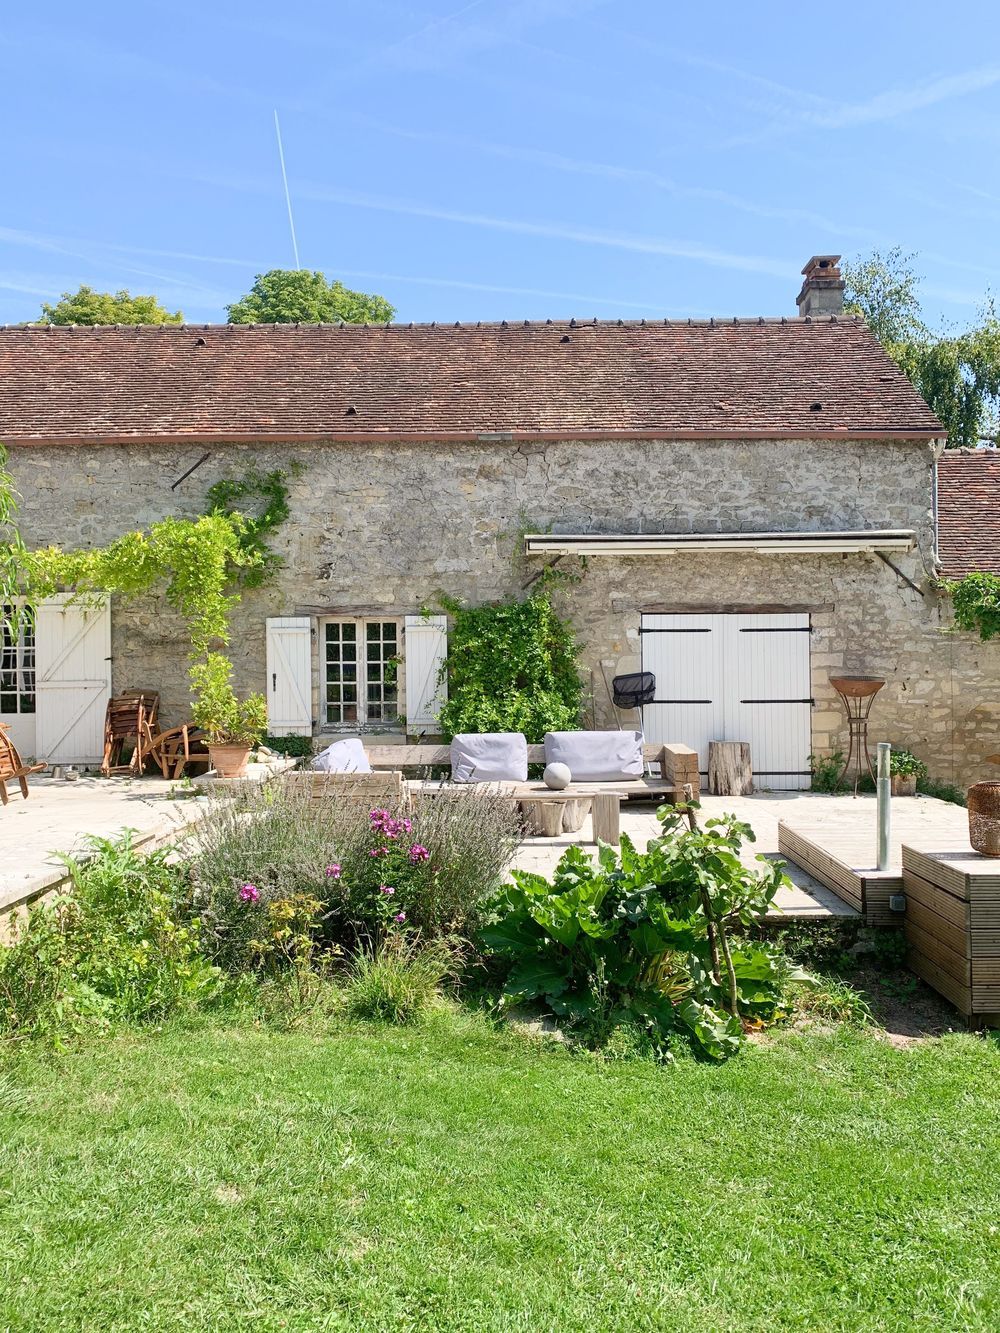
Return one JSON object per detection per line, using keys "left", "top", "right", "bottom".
{"left": 801, "top": 254, "right": 842, "bottom": 276}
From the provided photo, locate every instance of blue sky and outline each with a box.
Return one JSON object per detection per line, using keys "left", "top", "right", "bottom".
{"left": 3, "top": 1, "right": 1000, "bottom": 326}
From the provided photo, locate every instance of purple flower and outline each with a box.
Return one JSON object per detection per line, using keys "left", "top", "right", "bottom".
{"left": 394, "top": 911, "right": 407, "bottom": 924}
{"left": 401, "top": 818, "right": 412, "bottom": 834}
{"left": 379, "top": 884, "right": 396, "bottom": 896}
{"left": 239, "top": 883, "right": 260, "bottom": 904}
{"left": 408, "top": 843, "right": 430, "bottom": 864}
{"left": 369, "top": 846, "right": 389, "bottom": 858}
{"left": 325, "top": 864, "right": 342, "bottom": 879}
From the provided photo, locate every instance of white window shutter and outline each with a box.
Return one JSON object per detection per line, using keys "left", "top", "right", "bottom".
{"left": 265, "top": 617, "right": 313, "bottom": 735}
{"left": 404, "top": 615, "right": 447, "bottom": 734}
{"left": 34, "top": 595, "right": 112, "bottom": 764}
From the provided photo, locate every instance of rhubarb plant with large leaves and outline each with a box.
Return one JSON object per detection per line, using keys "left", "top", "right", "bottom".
{"left": 481, "top": 807, "right": 795, "bottom": 1060}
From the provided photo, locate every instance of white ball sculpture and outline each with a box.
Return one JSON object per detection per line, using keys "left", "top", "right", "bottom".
{"left": 543, "top": 761, "right": 572, "bottom": 790}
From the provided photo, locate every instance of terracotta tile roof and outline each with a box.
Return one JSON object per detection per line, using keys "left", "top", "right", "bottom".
{"left": 937, "top": 449, "right": 1000, "bottom": 577}
{"left": 0, "top": 317, "right": 943, "bottom": 444}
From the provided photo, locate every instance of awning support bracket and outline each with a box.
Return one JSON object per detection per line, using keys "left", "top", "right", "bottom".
{"left": 875, "top": 550, "right": 925, "bottom": 598}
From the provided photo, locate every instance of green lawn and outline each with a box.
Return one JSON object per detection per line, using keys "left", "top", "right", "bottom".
{"left": 2, "top": 1013, "right": 999, "bottom": 1331}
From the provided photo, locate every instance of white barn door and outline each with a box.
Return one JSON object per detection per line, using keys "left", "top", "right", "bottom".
{"left": 35, "top": 596, "right": 112, "bottom": 765}
{"left": 642, "top": 612, "right": 811, "bottom": 791}
{"left": 265, "top": 617, "right": 313, "bottom": 736}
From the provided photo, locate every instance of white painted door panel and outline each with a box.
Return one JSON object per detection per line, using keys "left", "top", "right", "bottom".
{"left": 641, "top": 612, "right": 812, "bottom": 791}
{"left": 266, "top": 617, "right": 313, "bottom": 735}
{"left": 730, "top": 614, "right": 812, "bottom": 791}
{"left": 35, "top": 597, "right": 112, "bottom": 764}
{"left": 640, "top": 615, "right": 723, "bottom": 771}
{"left": 404, "top": 615, "right": 448, "bottom": 734}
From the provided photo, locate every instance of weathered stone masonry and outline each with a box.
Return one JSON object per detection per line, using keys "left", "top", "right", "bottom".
{"left": 11, "top": 434, "right": 999, "bottom": 788}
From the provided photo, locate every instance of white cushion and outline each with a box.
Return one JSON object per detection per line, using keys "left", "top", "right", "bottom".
{"left": 312, "top": 738, "right": 372, "bottom": 773}
{"left": 544, "top": 731, "right": 643, "bottom": 782}
{"left": 450, "top": 732, "right": 528, "bottom": 783}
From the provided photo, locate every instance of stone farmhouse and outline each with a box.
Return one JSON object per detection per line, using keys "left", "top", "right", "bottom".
{"left": 1, "top": 255, "right": 997, "bottom": 790}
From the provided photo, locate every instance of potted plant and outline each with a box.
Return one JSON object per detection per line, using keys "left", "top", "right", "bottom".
{"left": 190, "top": 654, "right": 267, "bottom": 778}
{"left": 889, "top": 748, "right": 927, "bottom": 797}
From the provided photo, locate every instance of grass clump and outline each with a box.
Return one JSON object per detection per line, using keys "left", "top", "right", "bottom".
{"left": 346, "top": 934, "right": 457, "bottom": 1024}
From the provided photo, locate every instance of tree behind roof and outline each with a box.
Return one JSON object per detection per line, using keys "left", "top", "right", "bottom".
{"left": 38, "top": 285, "right": 183, "bottom": 325}
{"left": 844, "top": 248, "right": 1000, "bottom": 447}
{"left": 227, "top": 270, "right": 395, "bottom": 324}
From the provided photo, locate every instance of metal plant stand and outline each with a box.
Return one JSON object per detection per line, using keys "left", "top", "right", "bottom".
{"left": 829, "top": 675, "right": 885, "bottom": 791}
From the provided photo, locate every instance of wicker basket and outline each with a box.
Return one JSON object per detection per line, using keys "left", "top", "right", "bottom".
{"left": 968, "top": 781, "right": 1000, "bottom": 857}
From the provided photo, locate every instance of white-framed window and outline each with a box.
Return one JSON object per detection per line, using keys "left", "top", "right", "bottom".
{"left": 323, "top": 618, "right": 400, "bottom": 726}
{"left": 0, "top": 606, "right": 35, "bottom": 717}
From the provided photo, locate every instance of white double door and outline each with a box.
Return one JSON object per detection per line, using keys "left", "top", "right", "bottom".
{"left": 641, "top": 612, "right": 812, "bottom": 791}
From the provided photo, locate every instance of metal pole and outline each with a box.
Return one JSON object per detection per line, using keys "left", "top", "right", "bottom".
{"left": 877, "top": 742, "right": 891, "bottom": 872}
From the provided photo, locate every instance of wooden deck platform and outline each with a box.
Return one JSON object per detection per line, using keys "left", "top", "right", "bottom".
{"left": 778, "top": 798, "right": 971, "bottom": 925}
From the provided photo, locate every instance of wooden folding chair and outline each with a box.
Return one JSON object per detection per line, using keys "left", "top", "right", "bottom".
{"left": 0, "top": 723, "right": 45, "bottom": 804}
{"left": 102, "top": 690, "right": 161, "bottom": 776}
{"left": 145, "top": 723, "right": 211, "bottom": 780}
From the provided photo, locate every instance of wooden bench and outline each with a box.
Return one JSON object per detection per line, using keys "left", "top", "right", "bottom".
{"left": 0, "top": 724, "right": 45, "bottom": 804}
{"left": 362, "top": 741, "right": 700, "bottom": 801}
{"left": 282, "top": 770, "right": 408, "bottom": 807}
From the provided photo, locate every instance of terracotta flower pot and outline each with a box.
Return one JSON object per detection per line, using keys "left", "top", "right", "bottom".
{"left": 968, "top": 781, "right": 1000, "bottom": 858}
{"left": 891, "top": 774, "right": 917, "bottom": 797}
{"left": 208, "top": 744, "right": 251, "bottom": 779}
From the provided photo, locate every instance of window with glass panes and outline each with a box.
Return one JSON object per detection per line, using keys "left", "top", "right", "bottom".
{"left": 0, "top": 609, "right": 35, "bottom": 717}
{"left": 324, "top": 619, "right": 399, "bottom": 726}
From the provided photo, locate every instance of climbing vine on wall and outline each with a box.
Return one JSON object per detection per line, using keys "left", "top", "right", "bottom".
{"left": 0, "top": 442, "right": 292, "bottom": 730}
{"left": 946, "top": 572, "right": 1000, "bottom": 641}
{"left": 436, "top": 588, "right": 583, "bottom": 742}
{"left": 204, "top": 465, "right": 299, "bottom": 588}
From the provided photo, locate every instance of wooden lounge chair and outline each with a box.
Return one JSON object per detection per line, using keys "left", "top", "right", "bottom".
{"left": 0, "top": 723, "right": 45, "bottom": 804}
{"left": 101, "top": 690, "right": 160, "bottom": 776}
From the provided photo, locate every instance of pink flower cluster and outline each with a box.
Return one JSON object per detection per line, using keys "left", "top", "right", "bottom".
{"left": 239, "top": 883, "right": 260, "bottom": 904}
{"left": 325, "top": 864, "right": 341, "bottom": 879}
{"left": 369, "top": 808, "right": 412, "bottom": 839}
{"left": 408, "top": 843, "right": 430, "bottom": 864}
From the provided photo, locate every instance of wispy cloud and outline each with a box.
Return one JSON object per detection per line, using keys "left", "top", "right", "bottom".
{"left": 325, "top": 267, "right": 685, "bottom": 313}
{"left": 200, "top": 173, "right": 795, "bottom": 277}
{"left": 347, "top": 112, "right": 877, "bottom": 240}
{"left": 813, "top": 65, "right": 1000, "bottom": 129}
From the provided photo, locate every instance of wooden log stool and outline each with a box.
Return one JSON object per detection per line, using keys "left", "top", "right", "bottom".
{"left": 708, "top": 741, "right": 754, "bottom": 796}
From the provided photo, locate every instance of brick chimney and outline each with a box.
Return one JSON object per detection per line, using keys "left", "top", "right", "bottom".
{"left": 796, "top": 255, "right": 845, "bottom": 317}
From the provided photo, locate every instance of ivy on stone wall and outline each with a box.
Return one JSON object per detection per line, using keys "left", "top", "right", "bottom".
{"left": 436, "top": 588, "right": 583, "bottom": 742}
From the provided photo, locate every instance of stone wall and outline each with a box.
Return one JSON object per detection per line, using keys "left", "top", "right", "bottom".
{"left": 10, "top": 435, "right": 999, "bottom": 788}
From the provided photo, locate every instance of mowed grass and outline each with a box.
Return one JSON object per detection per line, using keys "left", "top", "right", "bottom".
{"left": 2, "top": 1013, "right": 999, "bottom": 1332}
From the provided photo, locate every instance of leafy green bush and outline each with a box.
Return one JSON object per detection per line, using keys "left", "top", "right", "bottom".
{"left": 0, "top": 834, "right": 221, "bottom": 1044}
{"left": 918, "top": 775, "right": 967, "bottom": 806}
{"left": 889, "top": 749, "right": 927, "bottom": 780}
{"left": 809, "top": 751, "right": 847, "bottom": 794}
{"left": 946, "top": 571, "right": 1000, "bottom": 641}
{"left": 346, "top": 934, "right": 457, "bottom": 1024}
{"left": 437, "top": 591, "right": 582, "bottom": 741}
{"left": 481, "top": 808, "right": 794, "bottom": 1060}
{"left": 262, "top": 733, "right": 314, "bottom": 758}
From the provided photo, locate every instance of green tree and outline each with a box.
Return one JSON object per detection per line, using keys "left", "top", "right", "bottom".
{"left": 227, "top": 269, "right": 395, "bottom": 324}
{"left": 844, "top": 248, "right": 1000, "bottom": 447}
{"left": 38, "top": 285, "right": 183, "bottom": 325}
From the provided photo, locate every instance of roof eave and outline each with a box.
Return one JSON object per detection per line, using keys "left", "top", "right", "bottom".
{"left": 2, "top": 427, "right": 947, "bottom": 447}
